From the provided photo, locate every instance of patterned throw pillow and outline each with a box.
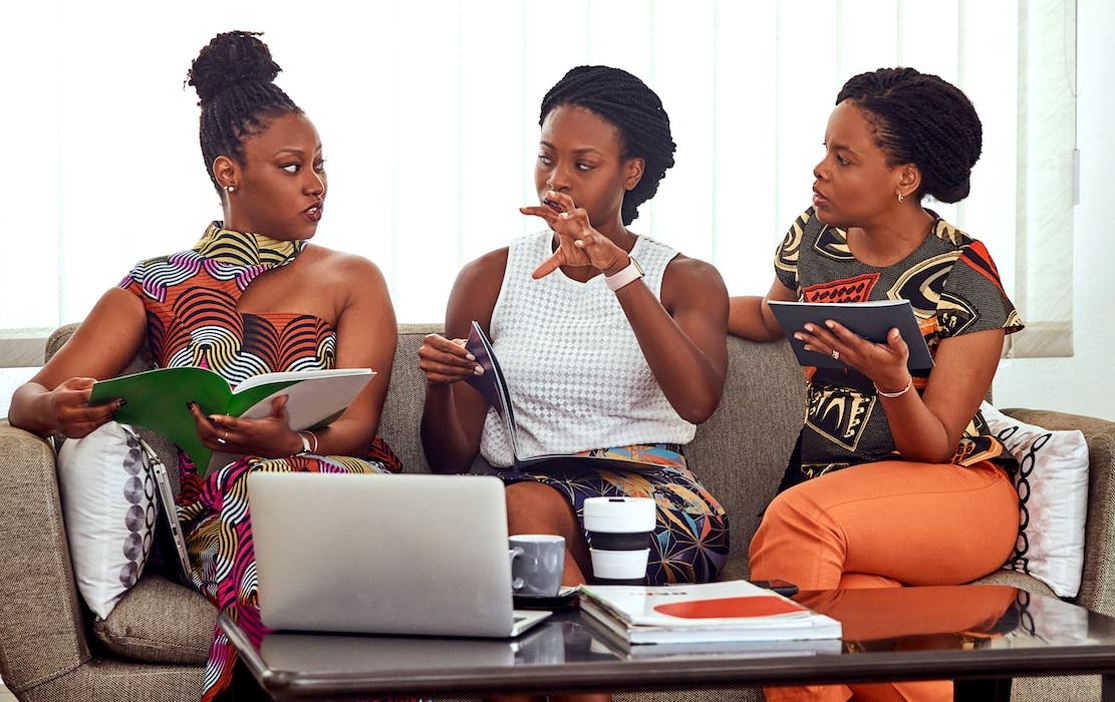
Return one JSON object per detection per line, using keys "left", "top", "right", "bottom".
{"left": 57, "top": 421, "right": 156, "bottom": 619}
{"left": 981, "top": 402, "right": 1089, "bottom": 598}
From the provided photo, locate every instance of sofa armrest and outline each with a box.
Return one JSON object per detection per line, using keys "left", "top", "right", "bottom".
{"left": 0, "top": 421, "right": 90, "bottom": 694}
{"left": 1002, "top": 408, "right": 1115, "bottom": 615}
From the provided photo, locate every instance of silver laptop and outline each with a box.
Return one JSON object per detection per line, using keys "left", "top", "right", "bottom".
{"left": 247, "top": 472, "right": 551, "bottom": 637}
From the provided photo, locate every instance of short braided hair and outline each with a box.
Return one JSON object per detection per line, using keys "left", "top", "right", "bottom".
{"left": 837, "top": 67, "right": 982, "bottom": 204}
{"left": 540, "top": 65, "right": 676, "bottom": 225}
{"left": 186, "top": 31, "right": 301, "bottom": 193}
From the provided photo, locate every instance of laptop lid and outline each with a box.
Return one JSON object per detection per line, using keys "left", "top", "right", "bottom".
{"left": 247, "top": 472, "right": 548, "bottom": 637}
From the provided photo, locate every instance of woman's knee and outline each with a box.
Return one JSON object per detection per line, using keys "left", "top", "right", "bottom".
{"left": 753, "top": 486, "right": 830, "bottom": 543}
{"left": 505, "top": 482, "right": 577, "bottom": 533}
{"left": 748, "top": 485, "right": 844, "bottom": 572}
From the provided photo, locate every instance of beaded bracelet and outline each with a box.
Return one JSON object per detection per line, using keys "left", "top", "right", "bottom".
{"left": 874, "top": 377, "right": 914, "bottom": 398}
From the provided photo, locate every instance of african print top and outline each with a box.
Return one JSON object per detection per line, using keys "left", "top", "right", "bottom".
{"left": 773, "top": 207, "right": 1024, "bottom": 488}
{"left": 118, "top": 222, "right": 399, "bottom": 499}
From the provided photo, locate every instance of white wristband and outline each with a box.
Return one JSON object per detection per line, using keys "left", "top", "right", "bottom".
{"left": 604, "top": 256, "right": 644, "bottom": 292}
{"left": 874, "top": 377, "right": 914, "bottom": 398}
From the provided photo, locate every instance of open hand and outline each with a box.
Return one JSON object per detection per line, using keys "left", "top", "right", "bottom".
{"left": 49, "top": 377, "right": 124, "bottom": 438}
{"left": 188, "top": 395, "right": 302, "bottom": 458}
{"left": 520, "top": 191, "right": 628, "bottom": 279}
{"left": 418, "top": 333, "right": 484, "bottom": 384}
{"left": 795, "top": 320, "right": 912, "bottom": 392}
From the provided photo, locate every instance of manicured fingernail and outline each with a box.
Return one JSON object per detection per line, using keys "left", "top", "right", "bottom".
{"left": 793, "top": 333, "right": 805, "bottom": 341}
{"left": 466, "top": 353, "right": 476, "bottom": 361}
{"left": 474, "top": 366, "right": 484, "bottom": 375}
{"left": 824, "top": 320, "right": 835, "bottom": 328}
{"left": 804, "top": 323, "right": 815, "bottom": 332}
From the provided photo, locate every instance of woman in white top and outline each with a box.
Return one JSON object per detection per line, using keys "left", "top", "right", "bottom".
{"left": 419, "top": 65, "right": 730, "bottom": 593}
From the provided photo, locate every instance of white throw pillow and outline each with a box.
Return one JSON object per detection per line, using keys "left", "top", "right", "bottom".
{"left": 981, "top": 402, "right": 1089, "bottom": 598}
{"left": 58, "top": 421, "right": 156, "bottom": 619}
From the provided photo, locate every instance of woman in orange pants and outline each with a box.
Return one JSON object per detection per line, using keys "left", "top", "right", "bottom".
{"left": 729, "top": 67, "right": 1023, "bottom": 702}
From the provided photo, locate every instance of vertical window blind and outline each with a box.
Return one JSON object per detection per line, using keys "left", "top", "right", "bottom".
{"left": 0, "top": 0, "right": 1074, "bottom": 360}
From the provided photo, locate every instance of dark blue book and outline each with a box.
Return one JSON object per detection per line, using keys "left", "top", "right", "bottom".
{"left": 768, "top": 300, "right": 934, "bottom": 370}
{"left": 464, "top": 320, "right": 661, "bottom": 471}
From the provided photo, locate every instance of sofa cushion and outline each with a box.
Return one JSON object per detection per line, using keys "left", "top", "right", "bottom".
{"left": 379, "top": 324, "right": 440, "bottom": 474}
{"left": 92, "top": 574, "right": 217, "bottom": 665}
{"left": 982, "top": 402, "right": 1089, "bottom": 598}
{"left": 57, "top": 421, "right": 156, "bottom": 620}
{"left": 690, "top": 338, "right": 805, "bottom": 573}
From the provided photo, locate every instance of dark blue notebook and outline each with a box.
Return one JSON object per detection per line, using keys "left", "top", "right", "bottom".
{"left": 768, "top": 300, "right": 934, "bottom": 370}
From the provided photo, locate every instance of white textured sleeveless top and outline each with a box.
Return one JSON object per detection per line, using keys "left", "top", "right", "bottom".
{"left": 479, "top": 230, "right": 697, "bottom": 468}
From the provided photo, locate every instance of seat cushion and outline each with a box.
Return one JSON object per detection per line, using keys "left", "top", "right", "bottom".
{"left": 92, "top": 575, "right": 217, "bottom": 664}
{"left": 970, "top": 568, "right": 1056, "bottom": 597}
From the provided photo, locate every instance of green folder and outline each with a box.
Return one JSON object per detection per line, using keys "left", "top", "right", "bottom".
{"left": 90, "top": 367, "right": 374, "bottom": 476}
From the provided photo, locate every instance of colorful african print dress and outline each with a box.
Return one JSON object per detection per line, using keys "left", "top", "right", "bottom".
{"left": 120, "top": 223, "right": 399, "bottom": 701}
{"left": 772, "top": 207, "right": 1024, "bottom": 490}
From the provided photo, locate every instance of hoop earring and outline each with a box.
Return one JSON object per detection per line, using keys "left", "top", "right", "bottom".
{"left": 897, "top": 192, "right": 905, "bottom": 203}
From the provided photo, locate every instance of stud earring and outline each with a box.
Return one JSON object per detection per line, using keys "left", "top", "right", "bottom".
{"left": 225, "top": 185, "right": 236, "bottom": 193}
{"left": 897, "top": 192, "right": 905, "bottom": 203}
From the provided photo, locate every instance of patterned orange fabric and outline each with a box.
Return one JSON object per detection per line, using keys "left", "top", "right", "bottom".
{"left": 120, "top": 222, "right": 399, "bottom": 700}
{"left": 773, "top": 207, "right": 1024, "bottom": 487}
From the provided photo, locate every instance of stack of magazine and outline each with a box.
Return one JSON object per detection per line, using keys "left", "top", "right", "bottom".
{"left": 579, "top": 580, "right": 842, "bottom": 651}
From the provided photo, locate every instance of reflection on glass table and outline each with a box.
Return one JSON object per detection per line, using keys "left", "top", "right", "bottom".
{"left": 221, "top": 585, "right": 1115, "bottom": 701}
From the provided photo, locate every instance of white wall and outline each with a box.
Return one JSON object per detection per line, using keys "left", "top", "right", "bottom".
{"left": 992, "top": 0, "right": 1115, "bottom": 421}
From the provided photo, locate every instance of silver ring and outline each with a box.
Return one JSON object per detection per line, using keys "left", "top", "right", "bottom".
{"left": 831, "top": 349, "right": 840, "bottom": 361}
{"left": 216, "top": 437, "right": 227, "bottom": 445}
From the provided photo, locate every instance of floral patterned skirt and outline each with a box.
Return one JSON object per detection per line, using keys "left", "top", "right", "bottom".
{"left": 494, "top": 444, "right": 730, "bottom": 584}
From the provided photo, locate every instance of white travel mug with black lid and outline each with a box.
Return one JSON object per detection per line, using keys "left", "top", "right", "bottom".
{"left": 583, "top": 496, "right": 656, "bottom": 585}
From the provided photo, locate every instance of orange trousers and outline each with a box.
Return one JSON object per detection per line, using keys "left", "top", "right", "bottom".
{"left": 748, "top": 460, "right": 1019, "bottom": 702}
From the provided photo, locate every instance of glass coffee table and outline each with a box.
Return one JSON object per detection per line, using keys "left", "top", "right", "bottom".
{"left": 221, "top": 585, "right": 1115, "bottom": 701}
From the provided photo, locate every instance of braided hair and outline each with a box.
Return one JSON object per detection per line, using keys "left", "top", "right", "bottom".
{"left": 836, "top": 67, "right": 982, "bottom": 204}
{"left": 186, "top": 31, "right": 301, "bottom": 193}
{"left": 540, "top": 66, "right": 676, "bottom": 225}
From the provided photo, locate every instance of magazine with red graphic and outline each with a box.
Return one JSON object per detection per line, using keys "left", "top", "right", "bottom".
{"left": 768, "top": 299, "right": 933, "bottom": 370}
{"left": 579, "top": 580, "right": 842, "bottom": 645}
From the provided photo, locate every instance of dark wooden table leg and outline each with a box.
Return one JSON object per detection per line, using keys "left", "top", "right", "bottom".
{"left": 954, "top": 677, "right": 1011, "bottom": 702}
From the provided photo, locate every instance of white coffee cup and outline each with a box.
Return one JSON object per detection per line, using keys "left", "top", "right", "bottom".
{"left": 582, "top": 496, "right": 656, "bottom": 585}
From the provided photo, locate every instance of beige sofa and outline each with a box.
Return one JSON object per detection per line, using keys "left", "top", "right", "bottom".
{"left": 1, "top": 323, "right": 1113, "bottom": 701}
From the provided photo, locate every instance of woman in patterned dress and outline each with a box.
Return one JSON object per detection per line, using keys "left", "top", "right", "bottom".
{"left": 419, "top": 65, "right": 730, "bottom": 626}
{"left": 729, "top": 68, "right": 1023, "bottom": 702}
{"left": 9, "top": 31, "right": 399, "bottom": 701}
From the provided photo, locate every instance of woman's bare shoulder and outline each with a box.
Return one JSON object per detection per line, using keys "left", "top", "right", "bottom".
{"left": 302, "top": 245, "right": 386, "bottom": 284}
